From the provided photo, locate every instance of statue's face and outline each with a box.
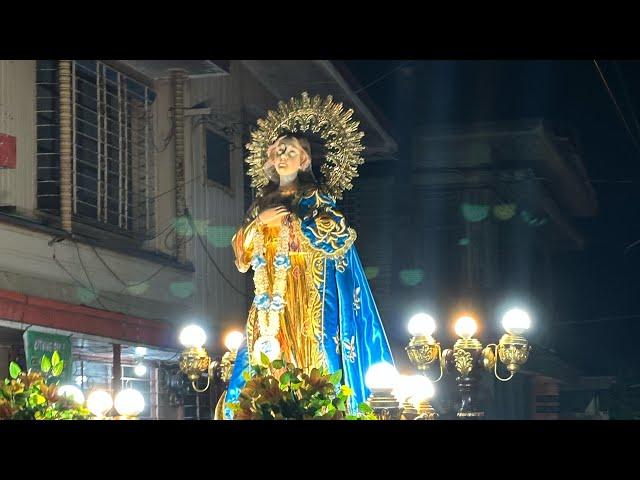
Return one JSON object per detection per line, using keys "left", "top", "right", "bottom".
{"left": 273, "top": 138, "right": 304, "bottom": 177}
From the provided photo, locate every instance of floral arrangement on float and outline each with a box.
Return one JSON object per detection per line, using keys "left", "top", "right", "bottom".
{"left": 227, "top": 353, "right": 376, "bottom": 420}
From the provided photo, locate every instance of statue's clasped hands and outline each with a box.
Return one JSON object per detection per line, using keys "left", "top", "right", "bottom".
{"left": 257, "top": 206, "right": 291, "bottom": 227}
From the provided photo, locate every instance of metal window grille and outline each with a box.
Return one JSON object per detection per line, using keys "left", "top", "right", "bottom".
{"left": 36, "top": 60, "right": 156, "bottom": 238}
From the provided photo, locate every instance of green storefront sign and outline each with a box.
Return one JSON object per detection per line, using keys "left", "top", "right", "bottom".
{"left": 23, "top": 331, "right": 73, "bottom": 383}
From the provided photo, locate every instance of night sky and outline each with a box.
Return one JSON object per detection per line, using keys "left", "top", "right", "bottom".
{"left": 344, "top": 60, "right": 640, "bottom": 377}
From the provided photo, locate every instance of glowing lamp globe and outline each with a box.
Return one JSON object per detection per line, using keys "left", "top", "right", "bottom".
{"left": 454, "top": 316, "right": 478, "bottom": 339}
{"left": 364, "top": 362, "right": 399, "bottom": 391}
{"left": 114, "top": 389, "right": 145, "bottom": 417}
{"left": 224, "top": 330, "right": 244, "bottom": 352}
{"left": 134, "top": 363, "right": 147, "bottom": 377}
{"left": 134, "top": 346, "right": 148, "bottom": 356}
{"left": 179, "top": 325, "right": 206, "bottom": 348}
{"left": 408, "top": 313, "right": 436, "bottom": 337}
{"left": 502, "top": 308, "right": 531, "bottom": 335}
{"left": 57, "top": 385, "right": 85, "bottom": 405}
{"left": 408, "top": 375, "right": 435, "bottom": 409}
{"left": 392, "top": 375, "right": 414, "bottom": 404}
{"left": 87, "top": 390, "right": 113, "bottom": 417}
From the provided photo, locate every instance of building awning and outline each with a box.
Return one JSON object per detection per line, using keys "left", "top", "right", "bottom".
{"left": 0, "top": 288, "right": 178, "bottom": 350}
{"left": 117, "top": 60, "right": 230, "bottom": 81}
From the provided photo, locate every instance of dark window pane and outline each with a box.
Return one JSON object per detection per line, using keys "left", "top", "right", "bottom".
{"left": 76, "top": 202, "right": 98, "bottom": 219}
{"left": 37, "top": 97, "right": 58, "bottom": 111}
{"left": 37, "top": 181, "right": 60, "bottom": 196}
{"left": 77, "top": 173, "right": 98, "bottom": 193}
{"left": 37, "top": 110, "right": 56, "bottom": 124}
{"left": 37, "top": 83, "right": 58, "bottom": 98}
{"left": 77, "top": 133, "right": 98, "bottom": 152}
{"left": 37, "top": 167, "right": 59, "bottom": 181}
{"left": 76, "top": 60, "right": 97, "bottom": 73}
{"left": 37, "top": 153, "right": 59, "bottom": 168}
{"left": 36, "top": 69, "right": 58, "bottom": 83}
{"left": 37, "top": 140, "right": 58, "bottom": 155}
{"left": 206, "top": 129, "right": 231, "bottom": 188}
{"left": 76, "top": 118, "right": 98, "bottom": 140}
{"left": 37, "top": 125, "right": 59, "bottom": 139}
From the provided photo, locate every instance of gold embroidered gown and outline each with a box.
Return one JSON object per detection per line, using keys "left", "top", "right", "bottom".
{"left": 231, "top": 192, "right": 327, "bottom": 372}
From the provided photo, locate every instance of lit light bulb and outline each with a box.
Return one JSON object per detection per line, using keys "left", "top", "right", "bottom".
{"left": 134, "top": 363, "right": 147, "bottom": 377}
{"left": 364, "top": 362, "right": 399, "bottom": 391}
{"left": 252, "top": 336, "right": 281, "bottom": 363}
{"left": 502, "top": 308, "right": 531, "bottom": 335}
{"left": 408, "top": 375, "right": 435, "bottom": 409}
{"left": 454, "top": 316, "right": 477, "bottom": 339}
{"left": 224, "top": 330, "right": 244, "bottom": 352}
{"left": 179, "top": 325, "right": 207, "bottom": 348}
{"left": 134, "top": 346, "right": 148, "bottom": 356}
{"left": 392, "top": 375, "right": 413, "bottom": 404}
{"left": 114, "top": 388, "right": 145, "bottom": 417}
{"left": 408, "top": 313, "right": 436, "bottom": 337}
{"left": 87, "top": 390, "right": 113, "bottom": 417}
{"left": 58, "top": 385, "right": 85, "bottom": 405}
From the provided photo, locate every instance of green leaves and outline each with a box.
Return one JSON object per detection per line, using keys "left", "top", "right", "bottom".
{"left": 329, "top": 370, "right": 342, "bottom": 385}
{"left": 38, "top": 352, "right": 63, "bottom": 377}
{"left": 279, "top": 372, "right": 292, "bottom": 385}
{"left": 40, "top": 355, "right": 51, "bottom": 373}
{"left": 51, "top": 351, "right": 61, "bottom": 367}
{"left": 259, "top": 352, "right": 270, "bottom": 367}
{"left": 9, "top": 362, "right": 21, "bottom": 379}
{"left": 234, "top": 360, "right": 365, "bottom": 420}
{"left": 358, "top": 402, "right": 373, "bottom": 415}
{"left": 0, "top": 350, "right": 92, "bottom": 420}
{"left": 28, "top": 393, "right": 46, "bottom": 407}
{"left": 51, "top": 360, "right": 64, "bottom": 378}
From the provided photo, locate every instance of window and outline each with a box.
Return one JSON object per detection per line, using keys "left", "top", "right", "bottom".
{"left": 36, "top": 60, "right": 156, "bottom": 238}
{"left": 205, "top": 128, "right": 231, "bottom": 190}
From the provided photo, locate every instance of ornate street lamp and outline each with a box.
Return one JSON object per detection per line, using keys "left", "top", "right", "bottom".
{"left": 177, "top": 325, "right": 243, "bottom": 404}
{"left": 406, "top": 309, "right": 531, "bottom": 419}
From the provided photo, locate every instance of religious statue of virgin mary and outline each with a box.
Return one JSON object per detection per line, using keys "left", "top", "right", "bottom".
{"left": 224, "top": 93, "right": 394, "bottom": 419}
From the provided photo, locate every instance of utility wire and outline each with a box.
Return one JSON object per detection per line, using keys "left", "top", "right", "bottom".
{"left": 593, "top": 60, "right": 640, "bottom": 158}
{"left": 90, "top": 244, "right": 166, "bottom": 288}
{"left": 613, "top": 61, "right": 640, "bottom": 142}
{"left": 184, "top": 209, "right": 248, "bottom": 298}
{"left": 73, "top": 239, "right": 108, "bottom": 310}
{"left": 132, "top": 175, "right": 203, "bottom": 209}
{"left": 353, "top": 61, "right": 415, "bottom": 94}
{"left": 553, "top": 313, "right": 640, "bottom": 327}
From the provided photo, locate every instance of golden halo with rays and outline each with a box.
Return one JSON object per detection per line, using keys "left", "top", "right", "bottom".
{"left": 245, "top": 92, "right": 365, "bottom": 200}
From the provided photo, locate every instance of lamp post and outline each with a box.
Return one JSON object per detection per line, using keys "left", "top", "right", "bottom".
{"left": 177, "top": 325, "right": 244, "bottom": 418}
{"left": 364, "top": 362, "right": 402, "bottom": 420}
{"left": 405, "top": 309, "right": 531, "bottom": 419}
{"left": 410, "top": 374, "right": 438, "bottom": 420}
{"left": 178, "top": 325, "right": 213, "bottom": 392}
